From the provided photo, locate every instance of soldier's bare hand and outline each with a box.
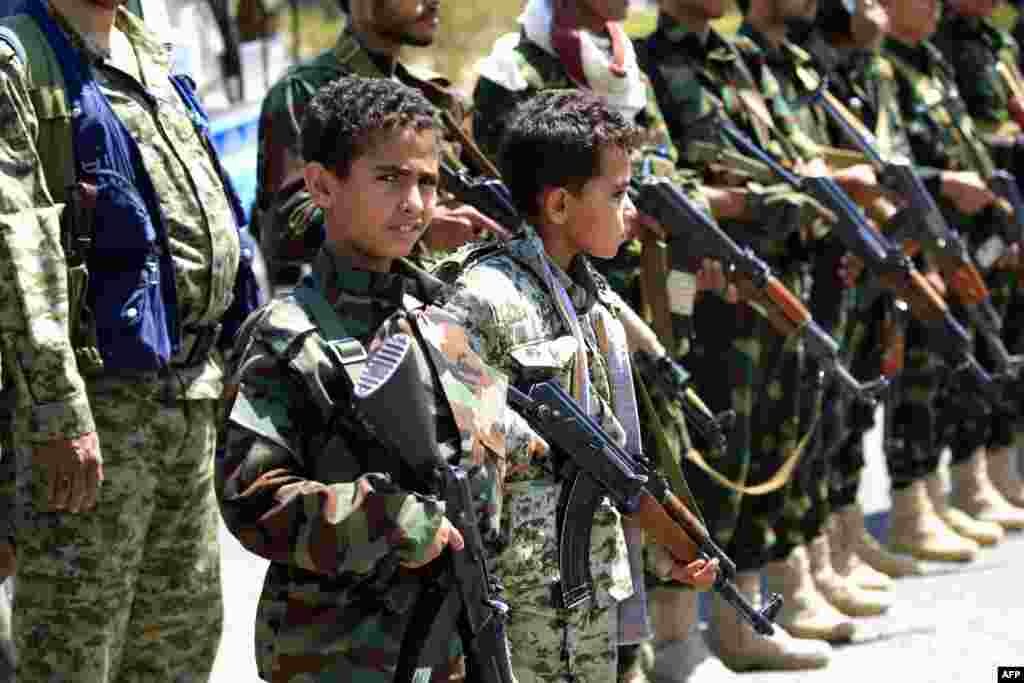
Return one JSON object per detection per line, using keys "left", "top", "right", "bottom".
{"left": 35, "top": 431, "right": 103, "bottom": 513}
{"left": 401, "top": 516, "right": 465, "bottom": 570}
{"left": 670, "top": 556, "right": 719, "bottom": 591}
{"left": 940, "top": 171, "right": 996, "bottom": 215}
{"left": 424, "top": 204, "right": 511, "bottom": 250}
{"left": 0, "top": 541, "right": 13, "bottom": 580}
{"left": 627, "top": 210, "right": 665, "bottom": 241}
{"left": 831, "top": 164, "right": 883, "bottom": 205}
{"left": 924, "top": 270, "right": 947, "bottom": 297}
{"left": 697, "top": 258, "right": 738, "bottom": 302}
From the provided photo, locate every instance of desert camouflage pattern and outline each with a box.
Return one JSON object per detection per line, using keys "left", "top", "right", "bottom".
{"left": 442, "top": 227, "right": 636, "bottom": 681}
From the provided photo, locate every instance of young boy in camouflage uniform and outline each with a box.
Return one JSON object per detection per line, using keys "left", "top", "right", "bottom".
{"left": 444, "top": 89, "right": 719, "bottom": 683}
{"left": 218, "top": 75, "right": 546, "bottom": 682}
{"left": 255, "top": 0, "right": 503, "bottom": 289}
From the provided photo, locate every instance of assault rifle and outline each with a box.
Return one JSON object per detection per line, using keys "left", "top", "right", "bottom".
{"left": 630, "top": 176, "right": 888, "bottom": 405}
{"left": 811, "top": 88, "right": 1024, "bottom": 379}
{"left": 353, "top": 333, "right": 515, "bottom": 683}
{"left": 718, "top": 120, "right": 1002, "bottom": 408}
{"left": 439, "top": 162, "right": 737, "bottom": 446}
{"left": 506, "top": 379, "right": 782, "bottom": 636}
{"left": 633, "top": 350, "right": 735, "bottom": 453}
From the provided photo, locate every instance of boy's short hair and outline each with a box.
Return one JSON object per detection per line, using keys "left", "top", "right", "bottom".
{"left": 301, "top": 75, "right": 439, "bottom": 178}
{"left": 497, "top": 89, "right": 639, "bottom": 218}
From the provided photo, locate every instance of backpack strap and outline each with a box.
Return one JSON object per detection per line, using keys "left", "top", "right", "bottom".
{"left": 291, "top": 281, "right": 368, "bottom": 387}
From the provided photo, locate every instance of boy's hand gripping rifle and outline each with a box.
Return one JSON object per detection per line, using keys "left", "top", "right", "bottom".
{"left": 630, "top": 175, "right": 887, "bottom": 405}
{"left": 506, "top": 379, "right": 782, "bottom": 636}
{"left": 718, "top": 119, "right": 1002, "bottom": 409}
{"left": 811, "top": 87, "right": 1024, "bottom": 381}
{"left": 353, "top": 333, "right": 515, "bottom": 683}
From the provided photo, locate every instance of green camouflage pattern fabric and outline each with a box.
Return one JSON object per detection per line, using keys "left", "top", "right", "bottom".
{"left": 255, "top": 29, "right": 468, "bottom": 282}
{"left": 0, "top": 5, "right": 239, "bottom": 444}
{"left": 1, "top": 6, "right": 240, "bottom": 680}
{"left": 637, "top": 15, "right": 813, "bottom": 568}
{"left": 933, "top": 13, "right": 1021, "bottom": 136}
{"left": 13, "top": 393, "right": 222, "bottom": 682}
{"left": 442, "top": 227, "right": 635, "bottom": 681}
{"left": 471, "top": 25, "right": 710, "bottom": 359}
{"left": 219, "top": 248, "right": 539, "bottom": 681}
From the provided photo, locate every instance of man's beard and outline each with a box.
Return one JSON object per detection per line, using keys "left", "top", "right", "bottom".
{"left": 377, "top": 26, "right": 434, "bottom": 47}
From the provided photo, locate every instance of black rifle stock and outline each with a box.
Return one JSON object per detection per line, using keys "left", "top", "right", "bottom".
{"left": 353, "top": 333, "right": 515, "bottom": 683}
{"left": 440, "top": 162, "right": 523, "bottom": 235}
{"left": 507, "top": 380, "right": 782, "bottom": 636}
{"left": 633, "top": 350, "right": 735, "bottom": 453}
{"left": 718, "top": 121, "right": 1002, "bottom": 408}
{"left": 812, "top": 89, "right": 1024, "bottom": 380}
{"left": 630, "top": 176, "right": 887, "bottom": 405}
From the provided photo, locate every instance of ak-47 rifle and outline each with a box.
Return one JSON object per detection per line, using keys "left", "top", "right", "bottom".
{"left": 810, "top": 87, "right": 1024, "bottom": 380}
{"left": 438, "top": 162, "right": 736, "bottom": 443}
{"left": 506, "top": 378, "right": 782, "bottom": 636}
{"left": 354, "top": 333, "right": 515, "bottom": 683}
{"left": 718, "top": 120, "right": 1002, "bottom": 408}
{"left": 630, "top": 175, "right": 888, "bottom": 405}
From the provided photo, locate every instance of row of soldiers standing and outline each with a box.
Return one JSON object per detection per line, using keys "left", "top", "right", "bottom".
{"left": 248, "top": 0, "right": 1024, "bottom": 681}
{"left": 4, "top": 0, "right": 1024, "bottom": 680}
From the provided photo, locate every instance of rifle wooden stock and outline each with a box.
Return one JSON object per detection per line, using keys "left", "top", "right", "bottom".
{"left": 639, "top": 231, "right": 676, "bottom": 347}
{"left": 877, "top": 270, "right": 949, "bottom": 324}
{"left": 732, "top": 274, "right": 812, "bottom": 340}
{"left": 631, "top": 492, "right": 701, "bottom": 565}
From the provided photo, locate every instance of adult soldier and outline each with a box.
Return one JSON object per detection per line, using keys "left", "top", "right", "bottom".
{"left": 803, "top": 0, "right": 1009, "bottom": 573}
{"left": 932, "top": 0, "right": 1024, "bottom": 510}
{"left": 255, "top": 0, "right": 506, "bottom": 289}
{"left": 633, "top": 0, "right": 852, "bottom": 676}
{"left": 881, "top": 0, "right": 1024, "bottom": 541}
{"left": 639, "top": 0, "right": 903, "bottom": 669}
{"left": 0, "top": 0, "right": 260, "bottom": 678}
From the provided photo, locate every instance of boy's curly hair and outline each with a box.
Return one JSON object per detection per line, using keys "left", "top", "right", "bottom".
{"left": 301, "top": 74, "right": 439, "bottom": 178}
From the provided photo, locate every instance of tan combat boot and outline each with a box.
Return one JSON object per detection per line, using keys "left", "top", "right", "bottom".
{"left": 949, "top": 449, "right": 1024, "bottom": 530}
{"left": 707, "top": 569, "right": 831, "bottom": 671}
{"left": 835, "top": 503, "right": 923, "bottom": 578}
{"left": 827, "top": 513, "right": 893, "bottom": 591}
{"left": 925, "top": 469, "right": 1004, "bottom": 546}
{"left": 807, "top": 533, "right": 890, "bottom": 617}
{"left": 762, "top": 545, "right": 857, "bottom": 641}
{"left": 887, "top": 479, "right": 979, "bottom": 562}
{"left": 647, "top": 587, "right": 736, "bottom": 683}
{"left": 984, "top": 445, "right": 1024, "bottom": 508}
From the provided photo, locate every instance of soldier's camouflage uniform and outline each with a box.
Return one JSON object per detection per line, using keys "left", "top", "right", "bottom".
{"left": 472, "top": 20, "right": 710, "bottom": 360}
{"left": 932, "top": 12, "right": 1024, "bottom": 461}
{"left": 639, "top": 13, "right": 840, "bottom": 569}
{"left": 883, "top": 35, "right": 1006, "bottom": 475}
{"left": 255, "top": 29, "right": 468, "bottom": 284}
{"left": 0, "top": 5, "right": 238, "bottom": 680}
{"left": 443, "top": 227, "right": 644, "bottom": 681}
{"left": 218, "top": 247, "right": 543, "bottom": 681}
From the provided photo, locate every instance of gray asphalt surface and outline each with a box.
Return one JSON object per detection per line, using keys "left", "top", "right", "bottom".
{"left": 210, "top": 411, "right": 1024, "bottom": 682}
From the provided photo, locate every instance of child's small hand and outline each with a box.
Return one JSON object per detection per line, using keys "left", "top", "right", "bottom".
{"left": 670, "top": 557, "right": 720, "bottom": 592}
{"left": 400, "top": 517, "right": 465, "bottom": 570}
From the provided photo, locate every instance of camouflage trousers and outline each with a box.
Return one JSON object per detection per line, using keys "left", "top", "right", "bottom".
{"left": 685, "top": 266, "right": 804, "bottom": 571}
{"left": 12, "top": 385, "right": 222, "bottom": 682}
{"left": 506, "top": 599, "right": 616, "bottom": 683}
{"left": 939, "top": 269, "right": 1024, "bottom": 462}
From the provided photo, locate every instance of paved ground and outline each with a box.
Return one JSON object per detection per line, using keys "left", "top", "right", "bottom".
{"left": 210, "top": 410, "right": 1024, "bottom": 682}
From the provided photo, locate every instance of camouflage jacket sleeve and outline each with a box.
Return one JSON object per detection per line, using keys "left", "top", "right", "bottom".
{"left": 0, "top": 46, "right": 94, "bottom": 442}
{"left": 218, "top": 304, "right": 447, "bottom": 575}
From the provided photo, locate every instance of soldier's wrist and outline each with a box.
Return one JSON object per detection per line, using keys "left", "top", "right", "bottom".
{"left": 26, "top": 392, "right": 95, "bottom": 444}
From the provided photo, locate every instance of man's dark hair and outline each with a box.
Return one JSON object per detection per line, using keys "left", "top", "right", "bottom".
{"left": 497, "top": 89, "right": 639, "bottom": 218}
{"left": 301, "top": 75, "right": 439, "bottom": 178}
{"left": 339, "top": 0, "right": 349, "bottom": 13}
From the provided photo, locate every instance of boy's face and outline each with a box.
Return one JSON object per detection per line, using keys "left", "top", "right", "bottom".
{"left": 310, "top": 126, "right": 439, "bottom": 272}
{"left": 580, "top": 0, "right": 632, "bottom": 22}
{"left": 563, "top": 145, "right": 633, "bottom": 260}
{"left": 884, "top": 0, "right": 939, "bottom": 41}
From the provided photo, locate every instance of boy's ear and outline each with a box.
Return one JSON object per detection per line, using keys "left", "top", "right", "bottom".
{"left": 541, "top": 186, "right": 572, "bottom": 226}
{"left": 304, "top": 162, "right": 335, "bottom": 210}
